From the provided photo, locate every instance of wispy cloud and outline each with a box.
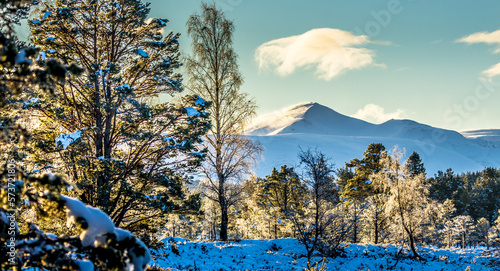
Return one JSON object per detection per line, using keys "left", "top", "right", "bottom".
{"left": 457, "top": 30, "right": 500, "bottom": 46}
{"left": 431, "top": 38, "right": 443, "bottom": 44}
{"left": 457, "top": 30, "right": 500, "bottom": 79}
{"left": 482, "top": 62, "right": 500, "bottom": 79}
{"left": 255, "top": 28, "right": 384, "bottom": 80}
{"left": 394, "top": 66, "right": 411, "bottom": 72}
{"left": 352, "top": 104, "right": 406, "bottom": 124}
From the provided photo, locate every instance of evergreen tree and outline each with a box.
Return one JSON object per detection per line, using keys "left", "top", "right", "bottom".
{"left": 452, "top": 215, "right": 474, "bottom": 248}
{"left": 237, "top": 177, "right": 273, "bottom": 239}
{"left": 342, "top": 143, "right": 386, "bottom": 201}
{"left": 341, "top": 143, "right": 386, "bottom": 244}
{"left": 1, "top": 1, "right": 150, "bottom": 269}
{"left": 25, "top": 0, "right": 210, "bottom": 235}
{"left": 257, "top": 165, "right": 307, "bottom": 238}
{"left": 435, "top": 199, "right": 456, "bottom": 248}
{"left": 475, "top": 217, "right": 491, "bottom": 248}
{"left": 429, "top": 169, "right": 459, "bottom": 202}
{"left": 470, "top": 167, "right": 500, "bottom": 223}
{"left": 335, "top": 165, "right": 354, "bottom": 191}
{"left": 429, "top": 168, "right": 471, "bottom": 216}
{"left": 185, "top": 2, "right": 261, "bottom": 241}
{"left": 489, "top": 210, "right": 500, "bottom": 247}
{"left": 406, "top": 151, "right": 425, "bottom": 177}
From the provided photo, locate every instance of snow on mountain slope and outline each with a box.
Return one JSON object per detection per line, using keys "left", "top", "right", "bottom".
{"left": 246, "top": 102, "right": 500, "bottom": 176}
{"left": 246, "top": 102, "right": 374, "bottom": 136}
{"left": 462, "top": 129, "right": 500, "bottom": 142}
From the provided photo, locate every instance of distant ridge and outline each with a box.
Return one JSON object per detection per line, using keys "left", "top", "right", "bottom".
{"left": 246, "top": 102, "right": 467, "bottom": 142}
{"left": 246, "top": 102, "right": 373, "bottom": 136}
{"left": 246, "top": 102, "right": 500, "bottom": 176}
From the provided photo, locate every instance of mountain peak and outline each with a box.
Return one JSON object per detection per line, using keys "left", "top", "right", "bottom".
{"left": 246, "top": 102, "right": 373, "bottom": 136}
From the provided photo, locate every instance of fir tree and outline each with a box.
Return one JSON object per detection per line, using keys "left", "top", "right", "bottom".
{"left": 25, "top": 0, "right": 210, "bottom": 235}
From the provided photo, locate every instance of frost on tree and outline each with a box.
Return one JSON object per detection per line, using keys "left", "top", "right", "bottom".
{"left": 1, "top": 171, "right": 151, "bottom": 270}
{"left": 26, "top": 0, "right": 210, "bottom": 235}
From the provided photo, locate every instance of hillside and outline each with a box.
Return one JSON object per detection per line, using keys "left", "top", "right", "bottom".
{"left": 246, "top": 102, "right": 500, "bottom": 175}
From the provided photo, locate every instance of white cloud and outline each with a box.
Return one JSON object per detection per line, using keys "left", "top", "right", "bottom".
{"left": 457, "top": 30, "right": 500, "bottom": 45}
{"left": 481, "top": 62, "right": 500, "bottom": 79}
{"left": 255, "top": 28, "right": 383, "bottom": 80}
{"left": 352, "top": 104, "right": 406, "bottom": 124}
{"left": 457, "top": 30, "right": 500, "bottom": 79}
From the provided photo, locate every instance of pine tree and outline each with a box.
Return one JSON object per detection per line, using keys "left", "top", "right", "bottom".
{"left": 341, "top": 143, "right": 386, "bottom": 244}
{"left": 470, "top": 168, "right": 500, "bottom": 223}
{"left": 185, "top": 2, "right": 261, "bottom": 241}
{"left": 25, "top": 0, "right": 210, "bottom": 235}
{"left": 342, "top": 143, "right": 386, "bottom": 201}
{"left": 1, "top": 1, "right": 150, "bottom": 269}
{"left": 489, "top": 209, "right": 500, "bottom": 247}
{"left": 406, "top": 151, "right": 425, "bottom": 177}
{"left": 475, "top": 217, "right": 491, "bottom": 248}
{"left": 429, "top": 169, "right": 471, "bottom": 216}
{"left": 434, "top": 198, "right": 456, "bottom": 248}
{"left": 452, "top": 215, "right": 474, "bottom": 248}
{"left": 236, "top": 177, "right": 273, "bottom": 239}
{"left": 257, "top": 165, "right": 307, "bottom": 238}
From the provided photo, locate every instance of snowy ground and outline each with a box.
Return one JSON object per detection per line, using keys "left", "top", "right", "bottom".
{"left": 150, "top": 238, "right": 500, "bottom": 271}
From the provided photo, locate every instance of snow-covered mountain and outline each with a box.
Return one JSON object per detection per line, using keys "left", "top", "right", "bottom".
{"left": 246, "top": 102, "right": 500, "bottom": 176}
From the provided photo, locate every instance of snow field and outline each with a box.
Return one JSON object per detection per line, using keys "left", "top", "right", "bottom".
{"left": 151, "top": 238, "right": 500, "bottom": 271}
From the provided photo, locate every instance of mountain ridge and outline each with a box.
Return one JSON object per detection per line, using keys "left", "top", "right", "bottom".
{"left": 246, "top": 102, "right": 500, "bottom": 176}
{"left": 246, "top": 102, "right": 467, "bottom": 141}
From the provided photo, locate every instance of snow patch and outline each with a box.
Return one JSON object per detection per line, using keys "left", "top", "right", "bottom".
{"left": 195, "top": 96, "right": 206, "bottom": 106}
{"left": 76, "top": 260, "right": 94, "bottom": 271}
{"left": 136, "top": 49, "right": 149, "bottom": 58}
{"left": 115, "top": 228, "right": 151, "bottom": 271}
{"left": 43, "top": 11, "right": 52, "bottom": 19}
{"left": 151, "top": 239, "right": 497, "bottom": 271}
{"left": 56, "top": 130, "right": 82, "bottom": 149}
{"left": 62, "top": 195, "right": 115, "bottom": 247}
{"left": 15, "top": 49, "right": 33, "bottom": 65}
{"left": 185, "top": 107, "right": 200, "bottom": 117}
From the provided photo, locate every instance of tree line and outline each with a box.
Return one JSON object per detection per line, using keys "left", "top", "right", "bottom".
{"left": 168, "top": 144, "right": 500, "bottom": 262}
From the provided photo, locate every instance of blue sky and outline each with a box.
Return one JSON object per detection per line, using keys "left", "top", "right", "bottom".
{"left": 17, "top": 0, "right": 500, "bottom": 131}
{"left": 147, "top": 0, "right": 500, "bottom": 131}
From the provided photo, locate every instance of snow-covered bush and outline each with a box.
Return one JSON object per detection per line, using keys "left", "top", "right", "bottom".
{"left": 0, "top": 170, "right": 150, "bottom": 270}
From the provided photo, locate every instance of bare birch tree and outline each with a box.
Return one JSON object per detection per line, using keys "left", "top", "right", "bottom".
{"left": 186, "top": 2, "right": 261, "bottom": 241}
